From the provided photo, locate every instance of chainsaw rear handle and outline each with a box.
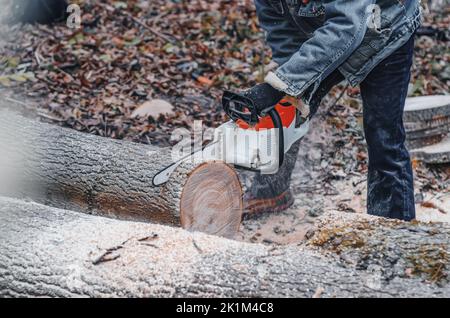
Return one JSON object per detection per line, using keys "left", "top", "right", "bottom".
{"left": 268, "top": 108, "right": 284, "bottom": 167}
{"left": 222, "top": 91, "right": 259, "bottom": 125}
{"left": 222, "top": 90, "right": 285, "bottom": 168}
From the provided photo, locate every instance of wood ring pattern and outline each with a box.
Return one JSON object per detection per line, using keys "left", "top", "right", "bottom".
{"left": 179, "top": 162, "right": 243, "bottom": 238}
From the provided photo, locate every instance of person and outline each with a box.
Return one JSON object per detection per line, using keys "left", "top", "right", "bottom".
{"left": 237, "top": 0, "right": 423, "bottom": 221}
{"left": 13, "top": 0, "right": 68, "bottom": 24}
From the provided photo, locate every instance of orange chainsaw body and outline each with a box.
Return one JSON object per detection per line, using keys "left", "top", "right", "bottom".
{"left": 236, "top": 100, "right": 297, "bottom": 131}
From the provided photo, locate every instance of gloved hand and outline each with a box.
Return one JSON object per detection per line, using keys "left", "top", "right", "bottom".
{"left": 243, "top": 83, "right": 285, "bottom": 115}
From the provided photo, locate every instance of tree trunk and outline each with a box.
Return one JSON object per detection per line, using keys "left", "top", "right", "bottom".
{"left": 0, "top": 110, "right": 242, "bottom": 238}
{"left": 0, "top": 196, "right": 448, "bottom": 297}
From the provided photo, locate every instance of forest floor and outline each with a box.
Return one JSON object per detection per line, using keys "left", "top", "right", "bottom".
{"left": 0, "top": 0, "right": 449, "bottom": 245}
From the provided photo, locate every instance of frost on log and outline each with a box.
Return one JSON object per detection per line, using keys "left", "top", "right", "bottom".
{"left": 0, "top": 110, "right": 242, "bottom": 238}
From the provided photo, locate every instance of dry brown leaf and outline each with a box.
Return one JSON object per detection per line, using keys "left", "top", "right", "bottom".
{"left": 131, "top": 99, "right": 174, "bottom": 119}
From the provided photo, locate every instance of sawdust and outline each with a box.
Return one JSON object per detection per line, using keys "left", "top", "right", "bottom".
{"left": 237, "top": 93, "right": 450, "bottom": 246}
{"left": 309, "top": 225, "right": 367, "bottom": 253}
{"left": 237, "top": 204, "right": 315, "bottom": 244}
{"left": 308, "top": 215, "right": 449, "bottom": 284}
{"left": 238, "top": 161, "right": 449, "bottom": 245}
{"left": 407, "top": 244, "right": 449, "bottom": 284}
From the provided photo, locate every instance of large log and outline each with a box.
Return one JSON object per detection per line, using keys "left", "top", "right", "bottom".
{"left": 0, "top": 109, "right": 242, "bottom": 238}
{"left": 0, "top": 196, "right": 449, "bottom": 297}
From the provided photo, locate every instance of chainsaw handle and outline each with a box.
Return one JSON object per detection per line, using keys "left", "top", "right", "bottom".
{"left": 222, "top": 91, "right": 259, "bottom": 125}
{"left": 268, "top": 108, "right": 284, "bottom": 167}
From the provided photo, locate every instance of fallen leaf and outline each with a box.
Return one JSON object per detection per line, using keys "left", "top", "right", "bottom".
{"left": 420, "top": 201, "right": 448, "bottom": 214}
{"left": 0, "top": 76, "right": 12, "bottom": 87}
{"left": 6, "top": 57, "right": 20, "bottom": 68}
{"left": 9, "top": 73, "right": 28, "bottom": 82}
{"left": 195, "top": 75, "right": 213, "bottom": 86}
{"left": 131, "top": 99, "right": 174, "bottom": 119}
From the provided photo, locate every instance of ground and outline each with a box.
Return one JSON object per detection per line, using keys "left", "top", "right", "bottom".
{"left": 239, "top": 93, "right": 450, "bottom": 244}
{"left": 0, "top": 0, "right": 449, "bottom": 245}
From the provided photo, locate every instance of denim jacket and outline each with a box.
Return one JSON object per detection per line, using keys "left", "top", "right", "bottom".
{"left": 256, "top": 0, "right": 422, "bottom": 102}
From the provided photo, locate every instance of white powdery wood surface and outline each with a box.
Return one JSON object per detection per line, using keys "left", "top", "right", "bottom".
{"left": 0, "top": 197, "right": 449, "bottom": 298}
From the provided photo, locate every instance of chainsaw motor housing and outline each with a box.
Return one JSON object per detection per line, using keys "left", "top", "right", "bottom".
{"left": 208, "top": 118, "right": 308, "bottom": 174}
{"left": 219, "top": 91, "right": 310, "bottom": 174}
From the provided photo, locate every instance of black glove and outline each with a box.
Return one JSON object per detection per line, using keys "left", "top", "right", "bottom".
{"left": 243, "top": 83, "right": 285, "bottom": 115}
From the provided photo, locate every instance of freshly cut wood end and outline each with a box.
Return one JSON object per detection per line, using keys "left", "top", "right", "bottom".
{"left": 179, "top": 162, "right": 243, "bottom": 239}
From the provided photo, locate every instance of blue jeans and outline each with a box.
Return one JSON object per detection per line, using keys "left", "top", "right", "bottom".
{"left": 312, "top": 35, "right": 416, "bottom": 221}
{"left": 360, "top": 35, "right": 416, "bottom": 221}
{"left": 251, "top": 36, "right": 416, "bottom": 221}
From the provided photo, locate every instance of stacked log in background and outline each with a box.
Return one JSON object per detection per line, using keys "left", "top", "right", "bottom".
{"left": 404, "top": 95, "right": 450, "bottom": 164}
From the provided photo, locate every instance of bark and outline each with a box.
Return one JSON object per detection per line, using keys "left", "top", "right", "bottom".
{"left": 404, "top": 96, "right": 450, "bottom": 156}
{"left": 406, "top": 125, "right": 449, "bottom": 140}
{"left": 407, "top": 133, "right": 447, "bottom": 150}
{"left": 405, "top": 117, "right": 450, "bottom": 133}
{"left": 0, "top": 197, "right": 448, "bottom": 298}
{"left": 404, "top": 95, "right": 450, "bottom": 123}
{"left": 411, "top": 136, "right": 450, "bottom": 164}
{"left": 0, "top": 110, "right": 242, "bottom": 237}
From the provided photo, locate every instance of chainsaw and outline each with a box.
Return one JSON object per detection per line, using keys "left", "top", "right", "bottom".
{"left": 152, "top": 91, "right": 310, "bottom": 186}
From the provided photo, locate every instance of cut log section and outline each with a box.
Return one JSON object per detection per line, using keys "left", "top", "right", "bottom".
{"left": 0, "top": 196, "right": 449, "bottom": 297}
{"left": 170, "top": 162, "right": 243, "bottom": 238}
{"left": 406, "top": 128, "right": 448, "bottom": 149}
{"left": 0, "top": 109, "right": 243, "bottom": 238}
{"left": 404, "top": 95, "right": 450, "bottom": 122}
{"left": 404, "top": 116, "right": 450, "bottom": 132}
{"left": 404, "top": 95, "right": 450, "bottom": 151}
{"left": 406, "top": 123, "right": 449, "bottom": 139}
{"left": 411, "top": 135, "right": 450, "bottom": 164}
